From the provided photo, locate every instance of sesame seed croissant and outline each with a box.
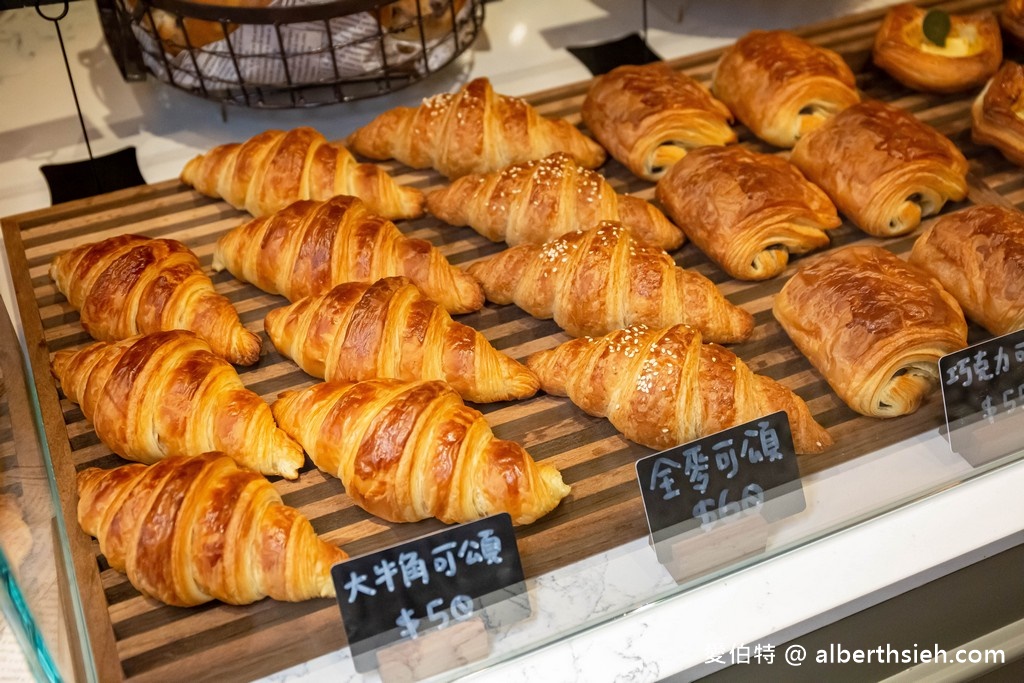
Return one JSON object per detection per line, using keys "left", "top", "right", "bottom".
{"left": 426, "top": 152, "right": 684, "bottom": 250}
{"left": 466, "top": 222, "right": 753, "bottom": 342}
{"left": 526, "top": 324, "right": 832, "bottom": 454}
{"left": 346, "top": 77, "right": 606, "bottom": 178}
{"left": 77, "top": 453, "right": 346, "bottom": 607}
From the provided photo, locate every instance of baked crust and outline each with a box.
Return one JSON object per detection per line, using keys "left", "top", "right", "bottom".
{"left": 790, "top": 99, "right": 968, "bottom": 237}
{"left": 655, "top": 145, "right": 840, "bottom": 280}
{"left": 909, "top": 205, "right": 1024, "bottom": 336}
{"left": 773, "top": 245, "right": 968, "bottom": 418}
{"left": 873, "top": 3, "right": 1002, "bottom": 93}
{"left": 711, "top": 30, "right": 860, "bottom": 148}
{"left": 581, "top": 62, "right": 735, "bottom": 181}
{"left": 972, "top": 60, "right": 1024, "bottom": 166}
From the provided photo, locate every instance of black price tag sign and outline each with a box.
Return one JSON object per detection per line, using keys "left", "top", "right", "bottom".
{"left": 635, "top": 411, "right": 805, "bottom": 550}
{"left": 332, "top": 513, "right": 528, "bottom": 673}
{"left": 939, "top": 328, "right": 1024, "bottom": 466}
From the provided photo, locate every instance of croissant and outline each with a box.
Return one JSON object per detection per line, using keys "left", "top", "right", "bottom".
{"left": 580, "top": 62, "right": 736, "bottom": 181}
{"left": 790, "top": 99, "right": 968, "bottom": 237}
{"left": 465, "top": 222, "right": 753, "bottom": 342}
{"left": 908, "top": 205, "right": 1024, "bottom": 336}
{"left": 773, "top": 245, "right": 968, "bottom": 418}
{"left": 264, "top": 277, "right": 539, "bottom": 403}
{"left": 345, "top": 77, "right": 607, "bottom": 178}
{"left": 425, "top": 152, "right": 684, "bottom": 250}
{"left": 271, "top": 379, "right": 570, "bottom": 525}
{"left": 527, "top": 324, "right": 831, "bottom": 454}
{"left": 77, "top": 453, "right": 346, "bottom": 606}
{"left": 180, "top": 127, "right": 425, "bottom": 220}
{"left": 873, "top": 4, "right": 1001, "bottom": 94}
{"left": 51, "top": 330, "right": 305, "bottom": 479}
{"left": 49, "top": 234, "right": 261, "bottom": 366}
{"left": 711, "top": 30, "right": 860, "bottom": 148}
{"left": 655, "top": 146, "right": 840, "bottom": 280}
{"left": 972, "top": 61, "right": 1024, "bottom": 167}
{"left": 212, "top": 194, "right": 484, "bottom": 314}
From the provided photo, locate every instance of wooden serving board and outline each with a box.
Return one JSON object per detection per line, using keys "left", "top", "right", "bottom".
{"left": 2, "top": 0, "right": 1015, "bottom": 679}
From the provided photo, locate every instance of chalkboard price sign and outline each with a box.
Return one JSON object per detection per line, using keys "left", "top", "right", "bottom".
{"left": 635, "top": 411, "right": 805, "bottom": 549}
{"left": 331, "top": 513, "right": 527, "bottom": 673}
{"left": 939, "top": 328, "right": 1024, "bottom": 465}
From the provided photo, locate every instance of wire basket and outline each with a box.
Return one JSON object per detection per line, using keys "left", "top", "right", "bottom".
{"left": 100, "top": 0, "right": 485, "bottom": 108}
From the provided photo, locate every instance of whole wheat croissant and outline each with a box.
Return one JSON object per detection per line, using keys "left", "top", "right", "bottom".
{"left": 180, "top": 126, "right": 425, "bottom": 220}
{"left": 213, "top": 194, "right": 484, "bottom": 314}
{"left": 272, "top": 379, "right": 570, "bottom": 525}
{"left": 50, "top": 234, "right": 261, "bottom": 366}
{"left": 527, "top": 324, "right": 832, "bottom": 454}
{"left": 346, "top": 77, "right": 607, "bottom": 178}
{"left": 265, "top": 277, "right": 538, "bottom": 403}
{"left": 426, "top": 152, "right": 684, "bottom": 250}
{"left": 52, "top": 330, "right": 305, "bottom": 479}
{"left": 77, "top": 453, "right": 346, "bottom": 606}
{"left": 466, "top": 222, "right": 753, "bottom": 342}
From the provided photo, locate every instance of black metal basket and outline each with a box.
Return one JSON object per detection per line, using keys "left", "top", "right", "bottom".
{"left": 98, "top": 0, "right": 484, "bottom": 108}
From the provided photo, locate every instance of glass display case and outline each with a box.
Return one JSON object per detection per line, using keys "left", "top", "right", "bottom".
{"left": 1, "top": 0, "right": 1022, "bottom": 681}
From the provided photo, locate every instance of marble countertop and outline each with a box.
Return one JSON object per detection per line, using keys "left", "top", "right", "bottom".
{"left": 3, "top": 1, "right": 1023, "bottom": 681}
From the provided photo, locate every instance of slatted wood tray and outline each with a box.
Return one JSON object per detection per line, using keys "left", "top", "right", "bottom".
{"left": 3, "top": 0, "right": 1015, "bottom": 679}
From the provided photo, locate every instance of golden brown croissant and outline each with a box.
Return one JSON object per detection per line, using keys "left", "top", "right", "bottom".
{"left": 345, "top": 77, "right": 607, "bottom": 178}
{"left": 790, "top": 99, "right": 968, "bottom": 237}
{"left": 466, "top": 222, "right": 753, "bottom": 342}
{"left": 271, "top": 379, "right": 569, "bottom": 525}
{"left": 213, "top": 194, "right": 484, "bottom": 314}
{"left": 972, "top": 61, "right": 1024, "bottom": 166}
{"left": 77, "top": 453, "right": 346, "bottom": 606}
{"left": 655, "top": 146, "right": 840, "bottom": 280}
{"left": 711, "top": 30, "right": 860, "bottom": 148}
{"left": 873, "top": 4, "right": 1002, "bottom": 94}
{"left": 581, "top": 62, "right": 736, "bottom": 181}
{"left": 773, "top": 245, "right": 968, "bottom": 418}
{"left": 50, "top": 234, "right": 261, "bottom": 366}
{"left": 425, "top": 152, "right": 684, "bottom": 250}
{"left": 527, "top": 324, "right": 831, "bottom": 454}
{"left": 909, "top": 205, "right": 1024, "bottom": 336}
{"left": 180, "top": 127, "right": 425, "bottom": 220}
{"left": 264, "top": 277, "right": 539, "bottom": 403}
{"left": 51, "top": 330, "right": 305, "bottom": 479}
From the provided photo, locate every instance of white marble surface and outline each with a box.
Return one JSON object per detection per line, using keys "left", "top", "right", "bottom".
{"left": 4, "top": 1, "right": 1023, "bottom": 682}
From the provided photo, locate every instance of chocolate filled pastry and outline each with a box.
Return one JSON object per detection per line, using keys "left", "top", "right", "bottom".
{"left": 790, "top": 99, "right": 968, "bottom": 237}
{"left": 526, "top": 324, "right": 832, "bottom": 454}
{"left": 711, "top": 30, "right": 860, "bottom": 148}
{"left": 773, "top": 245, "right": 968, "bottom": 418}
{"left": 426, "top": 152, "right": 684, "bottom": 250}
{"left": 77, "top": 453, "right": 346, "bottom": 606}
{"left": 180, "top": 127, "right": 425, "bottom": 220}
{"left": 909, "top": 205, "right": 1024, "bottom": 336}
{"left": 466, "top": 221, "right": 754, "bottom": 342}
{"left": 972, "top": 61, "right": 1024, "bottom": 167}
{"left": 581, "top": 62, "right": 736, "bottom": 181}
{"left": 346, "top": 77, "right": 606, "bottom": 178}
{"left": 873, "top": 4, "right": 1001, "bottom": 94}
{"left": 655, "top": 145, "right": 840, "bottom": 280}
